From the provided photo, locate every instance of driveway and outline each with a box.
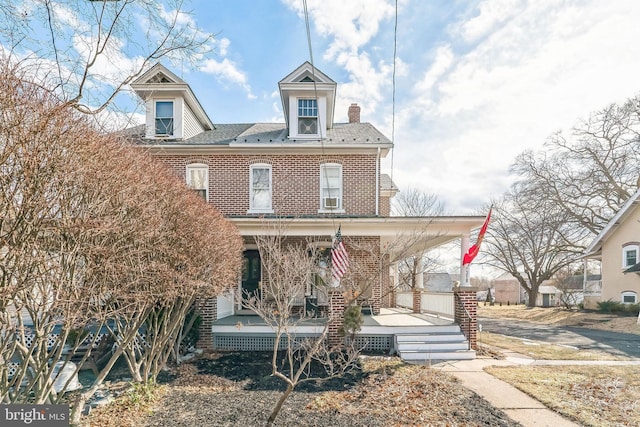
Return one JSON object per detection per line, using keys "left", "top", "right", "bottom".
{"left": 478, "top": 317, "right": 640, "bottom": 358}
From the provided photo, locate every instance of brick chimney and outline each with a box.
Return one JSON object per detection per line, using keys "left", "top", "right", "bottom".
{"left": 348, "top": 103, "right": 361, "bottom": 123}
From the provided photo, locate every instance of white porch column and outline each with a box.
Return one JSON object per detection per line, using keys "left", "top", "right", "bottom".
{"left": 392, "top": 262, "right": 399, "bottom": 289}
{"left": 460, "top": 233, "right": 471, "bottom": 287}
{"left": 415, "top": 266, "right": 424, "bottom": 289}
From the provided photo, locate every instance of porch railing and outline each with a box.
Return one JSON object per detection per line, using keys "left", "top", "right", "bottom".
{"left": 396, "top": 291, "right": 413, "bottom": 309}
{"left": 395, "top": 290, "right": 454, "bottom": 318}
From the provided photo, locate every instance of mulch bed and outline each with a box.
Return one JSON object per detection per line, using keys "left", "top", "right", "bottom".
{"left": 88, "top": 351, "right": 521, "bottom": 427}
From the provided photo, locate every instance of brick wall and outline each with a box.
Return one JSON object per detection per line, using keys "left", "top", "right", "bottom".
{"left": 195, "top": 296, "right": 217, "bottom": 350}
{"left": 154, "top": 153, "right": 383, "bottom": 217}
{"left": 379, "top": 195, "right": 391, "bottom": 216}
{"left": 454, "top": 288, "right": 477, "bottom": 350}
{"left": 327, "top": 290, "right": 345, "bottom": 347}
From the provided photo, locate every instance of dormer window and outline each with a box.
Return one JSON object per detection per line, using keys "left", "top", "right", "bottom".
{"left": 155, "top": 101, "right": 174, "bottom": 136}
{"left": 298, "top": 99, "right": 318, "bottom": 135}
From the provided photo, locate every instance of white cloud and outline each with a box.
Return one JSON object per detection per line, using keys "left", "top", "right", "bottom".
{"left": 282, "top": 0, "right": 398, "bottom": 121}
{"left": 200, "top": 57, "right": 256, "bottom": 99}
{"left": 218, "top": 38, "right": 230, "bottom": 56}
{"left": 389, "top": 0, "right": 640, "bottom": 213}
{"left": 283, "top": 0, "right": 394, "bottom": 56}
{"left": 456, "top": 0, "right": 525, "bottom": 43}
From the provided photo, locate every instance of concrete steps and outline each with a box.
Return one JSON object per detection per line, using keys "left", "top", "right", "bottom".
{"left": 395, "top": 325, "right": 475, "bottom": 363}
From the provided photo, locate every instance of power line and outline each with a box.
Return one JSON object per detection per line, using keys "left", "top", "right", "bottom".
{"left": 390, "top": 0, "right": 398, "bottom": 184}
{"left": 303, "top": 0, "right": 338, "bottom": 236}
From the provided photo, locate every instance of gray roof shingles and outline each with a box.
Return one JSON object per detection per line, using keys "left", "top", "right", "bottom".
{"left": 132, "top": 122, "right": 391, "bottom": 146}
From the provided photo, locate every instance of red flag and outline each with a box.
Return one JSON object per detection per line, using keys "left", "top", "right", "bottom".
{"left": 331, "top": 226, "right": 350, "bottom": 281}
{"left": 463, "top": 208, "right": 492, "bottom": 265}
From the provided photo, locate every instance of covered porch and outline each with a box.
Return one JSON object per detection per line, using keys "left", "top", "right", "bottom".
{"left": 198, "top": 215, "right": 485, "bottom": 359}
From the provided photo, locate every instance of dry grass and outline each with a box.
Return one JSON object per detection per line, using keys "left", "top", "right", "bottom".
{"left": 486, "top": 365, "right": 640, "bottom": 427}
{"left": 307, "top": 357, "right": 513, "bottom": 426}
{"left": 478, "top": 304, "right": 640, "bottom": 334}
{"left": 478, "top": 331, "right": 632, "bottom": 360}
{"left": 84, "top": 383, "right": 166, "bottom": 427}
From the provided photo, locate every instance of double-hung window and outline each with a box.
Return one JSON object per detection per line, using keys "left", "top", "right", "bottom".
{"left": 622, "top": 291, "right": 637, "bottom": 304}
{"left": 320, "top": 163, "right": 342, "bottom": 211}
{"left": 298, "top": 99, "right": 318, "bottom": 135}
{"left": 622, "top": 243, "right": 639, "bottom": 268}
{"left": 155, "top": 100, "right": 174, "bottom": 136}
{"left": 250, "top": 164, "right": 272, "bottom": 212}
{"left": 186, "top": 164, "right": 208, "bottom": 201}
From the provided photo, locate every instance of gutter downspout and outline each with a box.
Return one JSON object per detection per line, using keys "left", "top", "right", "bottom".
{"left": 376, "top": 147, "right": 380, "bottom": 216}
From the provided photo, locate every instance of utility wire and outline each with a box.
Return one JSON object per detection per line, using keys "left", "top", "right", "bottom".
{"left": 390, "top": 0, "right": 398, "bottom": 185}
{"left": 303, "top": 0, "right": 338, "bottom": 236}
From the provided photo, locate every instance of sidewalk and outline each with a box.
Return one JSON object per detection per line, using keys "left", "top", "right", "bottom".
{"left": 433, "top": 350, "right": 640, "bottom": 427}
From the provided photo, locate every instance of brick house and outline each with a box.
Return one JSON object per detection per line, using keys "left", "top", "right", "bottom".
{"left": 128, "top": 62, "right": 484, "bottom": 354}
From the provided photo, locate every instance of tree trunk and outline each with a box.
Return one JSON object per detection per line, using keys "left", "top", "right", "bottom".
{"left": 266, "top": 384, "right": 294, "bottom": 426}
{"left": 526, "top": 284, "right": 541, "bottom": 308}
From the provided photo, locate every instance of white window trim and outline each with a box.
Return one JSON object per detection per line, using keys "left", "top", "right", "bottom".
{"left": 186, "top": 163, "right": 209, "bottom": 202}
{"left": 297, "top": 98, "right": 319, "bottom": 137}
{"left": 622, "top": 244, "right": 639, "bottom": 269}
{"left": 248, "top": 163, "right": 273, "bottom": 213}
{"left": 291, "top": 96, "right": 325, "bottom": 139}
{"left": 621, "top": 291, "right": 637, "bottom": 304}
{"left": 318, "top": 163, "right": 345, "bottom": 213}
{"left": 154, "top": 99, "right": 174, "bottom": 137}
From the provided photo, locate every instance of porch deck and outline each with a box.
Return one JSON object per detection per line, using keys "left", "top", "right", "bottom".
{"left": 211, "top": 308, "right": 457, "bottom": 353}
{"left": 212, "top": 308, "right": 453, "bottom": 332}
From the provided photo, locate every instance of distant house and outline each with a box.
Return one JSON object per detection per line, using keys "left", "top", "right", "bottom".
{"left": 536, "top": 286, "right": 559, "bottom": 307}
{"left": 491, "top": 273, "right": 573, "bottom": 307}
{"left": 584, "top": 187, "right": 640, "bottom": 309}
{"left": 423, "top": 272, "right": 455, "bottom": 292}
{"left": 492, "top": 273, "right": 526, "bottom": 304}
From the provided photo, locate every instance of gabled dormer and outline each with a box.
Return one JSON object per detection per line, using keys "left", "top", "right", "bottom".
{"left": 278, "top": 62, "right": 337, "bottom": 140}
{"left": 131, "top": 63, "right": 214, "bottom": 140}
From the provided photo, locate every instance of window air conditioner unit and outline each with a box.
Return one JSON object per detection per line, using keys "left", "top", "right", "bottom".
{"left": 323, "top": 197, "right": 339, "bottom": 209}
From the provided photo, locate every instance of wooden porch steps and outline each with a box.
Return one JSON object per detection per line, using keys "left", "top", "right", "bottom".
{"left": 394, "top": 325, "right": 475, "bottom": 363}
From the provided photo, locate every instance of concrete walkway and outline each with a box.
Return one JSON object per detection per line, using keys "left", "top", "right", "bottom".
{"left": 433, "top": 350, "right": 640, "bottom": 427}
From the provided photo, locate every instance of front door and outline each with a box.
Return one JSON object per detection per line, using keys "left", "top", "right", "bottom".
{"left": 542, "top": 294, "right": 550, "bottom": 307}
{"left": 241, "top": 250, "right": 261, "bottom": 307}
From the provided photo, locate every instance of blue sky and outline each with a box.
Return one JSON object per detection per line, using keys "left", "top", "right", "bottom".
{"left": 4, "top": 0, "right": 640, "bottom": 214}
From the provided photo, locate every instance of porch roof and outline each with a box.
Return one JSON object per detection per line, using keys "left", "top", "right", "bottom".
{"left": 229, "top": 216, "right": 485, "bottom": 253}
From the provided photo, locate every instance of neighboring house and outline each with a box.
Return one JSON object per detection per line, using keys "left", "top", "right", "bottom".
{"left": 536, "top": 286, "right": 560, "bottom": 307}
{"left": 583, "top": 187, "right": 640, "bottom": 309}
{"left": 423, "top": 272, "right": 455, "bottom": 292}
{"left": 128, "top": 62, "right": 484, "bottom": 349}
{"left": 492, "top": 272, "right": 526, "bottom": 305}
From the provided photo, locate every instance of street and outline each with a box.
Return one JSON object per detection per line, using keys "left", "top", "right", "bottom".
{"left": 478, "top": 317, "right": 640, "bottom": 358}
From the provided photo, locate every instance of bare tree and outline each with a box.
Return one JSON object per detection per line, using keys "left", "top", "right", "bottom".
{"left": 483, "top": 186, "right": 583, "bottom": 307}
{"left": 242, "top": 223, "right": 360, "bottom": 426}
{"left": 391, "top": 187, "right": 446, "bottom": 217}
{"left": 0, "top": 64, "right": 242, "bottom": 423}
{"left": 391, "top": 188, "right": 445, "bottom": 291}
{"left": 512, "top": 94, "right": 640, "bottom": 239}
{"left": 550, "top": 267, "right": 584, "bottom": 309}
{"left": 0, "top": 0, "right": 214, "bottom": 116}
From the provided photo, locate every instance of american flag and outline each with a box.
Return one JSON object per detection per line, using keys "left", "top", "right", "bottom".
{"left": 331, "top": 226, "right": 350, "bottom": 282}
